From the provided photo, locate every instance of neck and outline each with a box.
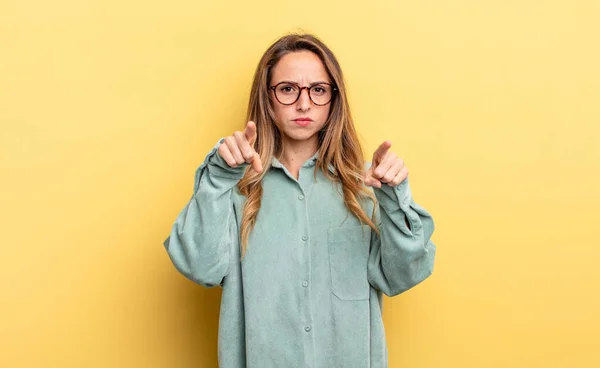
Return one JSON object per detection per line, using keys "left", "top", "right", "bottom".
{"left": 277, "top": 136, "right": 319, "bottom": 179}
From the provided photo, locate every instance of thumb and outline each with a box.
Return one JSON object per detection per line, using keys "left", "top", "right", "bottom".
{"left": 250, "top": 151, "right": 264, "bottom": 174}
{"left": 364, "top": 166, "right": 381, "bottom": 188}
{"left": 244, "top": 121, "right": 257, "bottom": 146}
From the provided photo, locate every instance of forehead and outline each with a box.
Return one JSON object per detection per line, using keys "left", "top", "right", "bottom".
{"left": 270, "top": 50, "right": 330, "bottom": 84}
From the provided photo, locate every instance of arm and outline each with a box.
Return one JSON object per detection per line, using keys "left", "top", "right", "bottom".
{"left": 367, "top": 176, "right": 437, "bottom": 297}
{"left": 163, "top": 138, "right": 247, "bottom": 288}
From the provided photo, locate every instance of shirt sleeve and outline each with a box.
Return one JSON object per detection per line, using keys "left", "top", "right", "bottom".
{"left": 163, "top": 138, "right": 247, "bottom": 288}
{"left": 367, "top": 175, "right": 437, "bottom": 297}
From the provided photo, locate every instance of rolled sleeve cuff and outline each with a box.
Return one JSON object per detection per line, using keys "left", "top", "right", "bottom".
{"left": 193, "top": 138, "right": 248, "bottom": 193}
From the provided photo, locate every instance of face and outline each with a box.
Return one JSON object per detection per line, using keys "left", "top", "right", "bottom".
{"left": 269, "top": 50, "right": 332, "bottom": 149}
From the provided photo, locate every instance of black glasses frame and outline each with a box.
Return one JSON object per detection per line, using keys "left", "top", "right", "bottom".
{"left": 269, "top": 82, "right": 338, "bottom": 106}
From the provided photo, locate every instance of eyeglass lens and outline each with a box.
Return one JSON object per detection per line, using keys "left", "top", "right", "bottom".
{"left": 274, "top": 83, "right": 333, "bottom": 105}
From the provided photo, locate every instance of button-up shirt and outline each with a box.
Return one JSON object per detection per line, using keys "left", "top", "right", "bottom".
{"left": 164, "top": 138, "right": 437, "bottom": 368}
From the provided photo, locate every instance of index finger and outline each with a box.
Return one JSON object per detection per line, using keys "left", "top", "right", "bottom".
{"left": 244, "top": 121, "right": 257, "bottom": 146}
{"left": 373, "top": 140, "right": 392, "bottom": 163}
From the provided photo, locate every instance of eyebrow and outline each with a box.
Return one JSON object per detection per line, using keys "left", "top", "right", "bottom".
{"left": 277, "top": 80, "right": 331, "bottom": 86}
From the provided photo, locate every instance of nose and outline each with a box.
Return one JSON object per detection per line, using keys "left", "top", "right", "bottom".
{"left": 296, "top": 87, "right": 311, "bottom": 111}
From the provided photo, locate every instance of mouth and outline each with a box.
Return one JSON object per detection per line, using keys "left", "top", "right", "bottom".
{"left": 293, "top": 118, "right": 313, "bottom": 127}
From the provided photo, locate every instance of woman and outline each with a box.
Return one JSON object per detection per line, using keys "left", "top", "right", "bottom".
{"left": 164, "top": 33, "right": 436, "bottom": 368}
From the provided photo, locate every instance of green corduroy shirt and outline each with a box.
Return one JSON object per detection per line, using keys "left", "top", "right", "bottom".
{"left": 164, "top": 138, "right": 437, "bottom": 368}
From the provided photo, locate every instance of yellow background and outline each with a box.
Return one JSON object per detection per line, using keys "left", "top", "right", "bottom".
{"left": 1, "top": 0, "right": 599, "bottom": 367}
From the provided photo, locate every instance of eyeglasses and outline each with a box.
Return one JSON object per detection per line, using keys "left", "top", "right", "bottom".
{"left": 269, "top": 82, "right": 337, "bottom": 106}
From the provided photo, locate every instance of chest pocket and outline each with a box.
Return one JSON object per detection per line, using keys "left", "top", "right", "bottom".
{"left": 327, "top": 224, "right": 372, "bottom": 301}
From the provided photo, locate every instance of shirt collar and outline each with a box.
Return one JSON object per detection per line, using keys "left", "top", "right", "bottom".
{"left": 270, "top": 150, "right": 337, "bottom": 175}
{"left": 270, "top": 150, "right": 320, "bottom": 169}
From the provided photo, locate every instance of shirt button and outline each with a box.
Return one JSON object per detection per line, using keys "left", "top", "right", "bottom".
{"left": 302, "top": 235, "right": 308, "bottom": 241}
{"left": 302, "top": 280, "right": 308, "bottom": 287}
{"left": 298, "top": 194, "right": 305, "bottom": 200}
{"left": 304, "top": 325, "right": 311, "bottom": 332}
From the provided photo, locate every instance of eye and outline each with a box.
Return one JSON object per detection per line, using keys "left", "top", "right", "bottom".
{"left": 278, "top": 84, "right": 298, "bottom": 95}
{"left": 311, "top": 85, "right": 328, "bottom": 95}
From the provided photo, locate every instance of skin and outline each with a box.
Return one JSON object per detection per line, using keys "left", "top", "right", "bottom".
{"left": 268, "top": 50, "right": 331, "bottom": 177}
{"left": 217, "top": 50, "right": 409, "bottom": 187}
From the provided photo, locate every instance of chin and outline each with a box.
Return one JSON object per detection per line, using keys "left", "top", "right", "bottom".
{"left": 284, "top": 130, "right": 318, "bottom": 142}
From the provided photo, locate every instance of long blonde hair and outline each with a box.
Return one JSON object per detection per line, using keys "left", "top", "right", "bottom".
{"left": 238, "top": 33, "right": 378, "bottom": 259}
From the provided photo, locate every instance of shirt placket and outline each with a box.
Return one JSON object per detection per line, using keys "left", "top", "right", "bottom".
{"left": 271, "top": 156, "right": 318, "bottom": 368}
{"left": 298, "top": 165, "right": 316, "bottom": 368}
